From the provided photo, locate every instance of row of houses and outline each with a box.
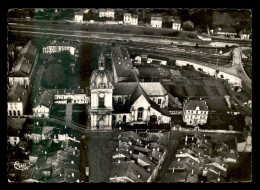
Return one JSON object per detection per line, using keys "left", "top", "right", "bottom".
{"left": 167, "top": 133, "right": 239, "bottom": 182}
{"left": 109, "top": 131, "right": 169, "bottom": 182}
{"left": 7, "top": 118, "right": 81, "bottom": 182}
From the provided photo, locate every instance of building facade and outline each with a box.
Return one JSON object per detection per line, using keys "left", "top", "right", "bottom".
{"left": 99, "top": 9, "right": 115, "bottom": 18}
{"left": 124, "top": 13, "right": 138, "bottom": 25}
{"left": 89, "top": 53, "right": 114, "bottom": 130}
{"left": 42, "top": 45, "right": 75, "bottom": 55}
{"left": 150, "top": 16, "right": 162, "bottom": 28}
{"left": 183, "top": 100, "right": 209, "bottom": 126}
{"left": 172, "top": 20, "right": 181, "bottom": 30}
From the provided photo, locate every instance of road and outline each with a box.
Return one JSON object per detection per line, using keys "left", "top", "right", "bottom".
{"left": 232, "top": 47, "right": 252, "bottom": 91}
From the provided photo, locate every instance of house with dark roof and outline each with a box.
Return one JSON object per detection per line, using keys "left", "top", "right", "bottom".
{"left": 183, "top": 99, "right": 209, "bottom": 126}
{"left": 8, "top": 118, "right": 26, "bottom": 146}
{"left": 109, "top": 161, "right": 152, "bottom": 182}
{"left": 172, "top": 19, "right": 181, "bottom": 30}
{"left": 111, "top": 46, "right": 139, "bottom": 83}
{"left": 99, "top": 8, "right": 115, "bottom": 18}
{"left": 150, "top": 15, "right": 162, "bottom": 28}
{"left": 8, "top": 40, "right": 37, "bottom": 86}
{"left": 33, "top": 90, "right": 53, "bottom": 118}
{"left": 7, "top": 85, "right": 29, "bottom": 117}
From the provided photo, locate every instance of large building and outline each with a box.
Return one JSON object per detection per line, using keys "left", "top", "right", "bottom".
{"left": 89, "top": 51, "right": 172, "bottom": 130}
{"left": 99, "top": 9, "right": 115, "bottom": 18}
{"left": 8, "top": 41, "right": 37, "bottom": 87}
{"left": 89, "top": 53, "right": 114, "bottom": 130}
{"left": 8, "top": 85, "right": 29, "bottom": 117}
{"left": 111, "top": 46, "right": 139, "bottom": 83}
{"left": 123, "top": 13, "right": 138, "bottom": 25}
{"left": 182, "top": 100, "right": 209, "bottom": 126}
{"left": 42, "top": 40, "right": 76, "bottom": 55}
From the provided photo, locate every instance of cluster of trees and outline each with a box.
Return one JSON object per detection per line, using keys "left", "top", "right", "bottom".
{"left": 42, "top": 51, "right": 72, "bottom": 88}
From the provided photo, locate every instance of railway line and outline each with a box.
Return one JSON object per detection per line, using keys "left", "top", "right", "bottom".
{"left": 8, "top": 24, "right": 232, "bottom": 67}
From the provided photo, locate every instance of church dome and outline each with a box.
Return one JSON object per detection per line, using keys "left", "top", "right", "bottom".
{"left": 90, "top": 69, "right": 113, "bottom": 89}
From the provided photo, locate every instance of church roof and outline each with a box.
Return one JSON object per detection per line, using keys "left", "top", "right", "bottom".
{"left": 130, "top": 83, "right": 150, "bottom": 104}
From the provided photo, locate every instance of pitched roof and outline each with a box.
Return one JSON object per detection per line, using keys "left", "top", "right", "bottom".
{"left": 184, "top": 100, "right": 209, "bottom": 111}
{"left": 33, "top": 90, "right": 53, "bottom": 108}
{"left": 8, "top": 84, "right": 28, "bottom": 104}
{"left": 113, "top": 82, "right": 137, "bottom": 95}
{"left": 137, "top": 66, "right": 161, "bottom": 78}
{"left": 139, "top": 82, "right": 167, "bottom": 96}
{"left": 130, "top": 83, "right": 150, "bottom": 104}
{"left": 110, "top": 161, "right": 151, "bottom": 182}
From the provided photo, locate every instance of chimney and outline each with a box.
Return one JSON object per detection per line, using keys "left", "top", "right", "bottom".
{"left": 64, "top": 89, "right": 66, "bottom": 93}
{"left": 130, "top": 150, "right": 132, "bottom": 154}
{"left": 18, "top": 98, "right": 20, "bottom": 101}
{"left": 34, "top": 99, "right": 36, "bottom": 103}
{"left": 24, "top": 84, "right": 26, "bottom": 89}
{"left": 116, "top": 148, "right": 118, "bottom": 151}
{"left": 147, "top": 168, "right": 151, "bottom": 172}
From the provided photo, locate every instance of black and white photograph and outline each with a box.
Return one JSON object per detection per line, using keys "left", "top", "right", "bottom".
{"left": 6, "top": 8, "right": 252, "bottom": 183}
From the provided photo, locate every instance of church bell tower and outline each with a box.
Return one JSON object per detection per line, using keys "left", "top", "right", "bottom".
{"left": 89, "top": 52, "right": 113, "bottom": 130}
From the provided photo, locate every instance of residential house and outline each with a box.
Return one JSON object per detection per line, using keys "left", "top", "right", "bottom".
{"left": 8, "top": 85, "right": 28, "bottom": 117}
{"left": 8, "top": 119, "right": 25, "bottom": 146}
{"left": 123, "top": 13, "right": 138, "bottom": 25}
{"left": 183, "top": 99, "right": 209, "bottom": 126}
{"left": 172, "top": 20, "right": 181, "bottom": 30}
{"left": 99, "top": 8, "right": 115, "bottom": 18}
{"left": 33, "top": 90, "right": 53, "bottom": 118}
{"left": 150, "top": 15, "right": 162, "bottom": 28}
{"left": 74, "top": 11, "right": 83, "bottom": 22}
{"left": 109, "top": 161, "right": 151, "bottom": 182}
{"left": 8, "top": 41, "right": 37, "bottom": 86}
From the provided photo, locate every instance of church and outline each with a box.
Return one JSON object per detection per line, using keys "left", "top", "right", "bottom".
{"left": 89, "top": 49, "right": 172, "bottom": 130}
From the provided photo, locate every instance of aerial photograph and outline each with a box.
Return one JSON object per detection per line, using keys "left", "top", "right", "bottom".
{"left": 7, "top": 8, "right": 252, "bottom": 183}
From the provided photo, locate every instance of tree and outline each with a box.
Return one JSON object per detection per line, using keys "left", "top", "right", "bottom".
{"left": 43, "top": 64, "right": 65, "bottom": 88}
{"left": 183, "top": 20, "right": 194, "bottom": 31}
{"left": 83, "top": 10, "right": 94, "bottom": 21}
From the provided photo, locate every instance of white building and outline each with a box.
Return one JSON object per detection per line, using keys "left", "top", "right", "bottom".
{"left": 123, "top": 13, "right": 138, "bottom": 25}
{"left": 33, "top": 91, "right": 53, "bottom": 118}
{"left": 42, "top": 41, "right": 76, "bottom": 55}
{"left": 53, "top": 88, "right": 88, "bottom": 104}
{"left": 8, "top": 85, "right": 28, "bottom": 117}
{"left": 74, "top": 12, "right": 83, "bottom": 22}
{"left": 172, "top": 20, "right": 181, "bottom": 30}
{"left": 150, "top": 16, "right": 162, "bottom": 28}
{"left": 99, "top": 9, "right": 115, "bottom": 18}
{"left": 183, "top": 100, "right": 209, "bottom": 126}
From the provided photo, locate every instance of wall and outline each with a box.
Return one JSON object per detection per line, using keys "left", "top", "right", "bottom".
{"left": 175, "top": 60, "right": 242, "bottom": 87}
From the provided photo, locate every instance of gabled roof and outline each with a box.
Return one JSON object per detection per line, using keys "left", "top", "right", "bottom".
{"left": 113, "top": 82, "right": 137, "bottom": 95}
{"left": 8, "top": 84, "right": 28, "bottom": 104}
{"left": 139, "top": 82, "right": 167, "bottom": 96}
{"left": 137, "top": 152, "right": 157, "bottom": 169}
{"left": 110, "top": 161, "right": 151, "bottom": 182}
{"left": 33, "top": 90, "right": 53, "bottom": 108}
{"left": 130, "top": 83, "right": 150, "bottom": 104}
